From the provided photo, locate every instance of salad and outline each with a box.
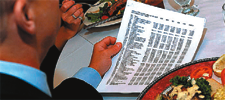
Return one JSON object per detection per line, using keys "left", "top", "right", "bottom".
{"left": 155, "top": 64, "right": 225, "bottom": 100}
{"left": 157, "top": 76, "right": 212, "bottom": 100}
{"left": 85, "top": 0, "right": 126, "bottom": 22}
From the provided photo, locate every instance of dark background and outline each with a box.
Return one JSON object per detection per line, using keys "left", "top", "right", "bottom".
{"left": 59, "top": 0, "right": 99, "bottom": 12}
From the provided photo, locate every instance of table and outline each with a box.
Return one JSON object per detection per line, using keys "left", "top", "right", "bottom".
{"left": 54, "top": 0, "right": 225, "bottom": 99}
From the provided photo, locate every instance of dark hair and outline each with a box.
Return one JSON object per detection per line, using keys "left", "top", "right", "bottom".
{"left": 0, "top": 0, "right": 16, "bottom": 43}
{"left": 0, "top": 0, "right": 15, "bottom": 17}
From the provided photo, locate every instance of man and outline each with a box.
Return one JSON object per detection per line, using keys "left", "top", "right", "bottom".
{"left": 0, "top": 0, "right": 122, "bottom": 99}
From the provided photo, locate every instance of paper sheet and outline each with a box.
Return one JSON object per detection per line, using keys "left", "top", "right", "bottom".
{"left": 97, "top": 0, "right": 206, "bottom": 93}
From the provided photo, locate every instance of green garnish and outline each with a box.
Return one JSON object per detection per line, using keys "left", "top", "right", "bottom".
{"left": 169, "top": 75, "right": 192, "bottom": 88}
{"left": 85, "top": 13, "right": 101, "bottom": 22}
{"left": 196, "top": 78, "right": 211, "bottom": 100}
{"left": 85, "top": 3, "right": 109, "bottom": 22}
{"left": 111, "top": 0, "right": 116, "bottom": 4}
{"left": 169, "top": 76, "right": 212, "bottom": 100}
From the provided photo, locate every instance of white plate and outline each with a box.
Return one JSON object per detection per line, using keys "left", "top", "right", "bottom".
{"left": 83, "top": 1, "right": 122, "bottom": 27}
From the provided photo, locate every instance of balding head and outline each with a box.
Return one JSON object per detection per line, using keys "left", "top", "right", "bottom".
{"left": 0, "top": 0, "right": 61, "bottom": 69}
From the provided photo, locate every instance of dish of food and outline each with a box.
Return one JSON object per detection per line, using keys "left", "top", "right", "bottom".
{"left": 84, "top": 0, "right": 126, "bottom": 27}
{"left": 156, "top": 76, "right": 213, "bottom": 100}
{"left": 137, "top": 57, "right": 225, "bottom": 100}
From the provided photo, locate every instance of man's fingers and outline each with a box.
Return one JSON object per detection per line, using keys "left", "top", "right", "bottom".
{"left": 106, "top": 42, "right": 122, "bottom": 57}
{"left": 60, "top": 1, "right": 75, "bottom": 12}
{"left": 94, "top": 36, "right": 122, "bottom": 56}
{"left": 64, "top": 4, "right": 82, "bottom": 17}
{"left": 62, "top": 0, "right": 69, "bottom": 5}
{"left": 72, "top": 8, "right": 83, "bottom": 19}
{"left": 62, "top": 8, "right": 83, "bottom": 24}
{"left": 78, "top": 13, "right": 84, "bottom": 21}
{"left": 71, "top": 12, "right": 84, "bottom": 25}
{"left": 98, "top": 36, "right": 117, "bottom": 49}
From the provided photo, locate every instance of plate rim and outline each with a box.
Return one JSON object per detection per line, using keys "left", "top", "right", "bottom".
{"left": 137, "top": 57, "right": 219, "bottom": 100}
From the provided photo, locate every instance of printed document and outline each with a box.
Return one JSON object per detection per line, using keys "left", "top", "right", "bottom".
{"left": 97, "top": 0, "right": 206, "bottom": 93}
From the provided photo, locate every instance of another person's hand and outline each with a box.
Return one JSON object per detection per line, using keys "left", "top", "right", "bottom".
{"left": 60, "top": 0, "right": 84, "bottom": 37}
{"left": 55, "top": 0, "right": 84, "bottom": 51}
{"left": 89, "top": 36, "right": 122, "bottom": 77}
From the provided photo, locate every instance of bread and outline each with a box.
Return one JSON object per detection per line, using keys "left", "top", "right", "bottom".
{"left": 213, "top": 63, "right": 225, "bottom": 77}
{"left": 213, "top": 86, "right": 225, "bottom": 100}
{"left": 206, "top": 78, "right": 223, "bottom": 96}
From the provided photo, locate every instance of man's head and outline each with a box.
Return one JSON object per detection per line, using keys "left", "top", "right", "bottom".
{"left": 0, "top": 0, "right": 61, "bottom": 68}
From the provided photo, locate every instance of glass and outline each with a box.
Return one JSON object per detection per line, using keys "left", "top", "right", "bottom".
{"left": 174, "top": 0, "right": 199, "bottom": 16}
{"left": 223, "top": 3, "right": 225, "bottom": 24}
{"left": 175, "top": 0, "right": 191, "bottom": 6}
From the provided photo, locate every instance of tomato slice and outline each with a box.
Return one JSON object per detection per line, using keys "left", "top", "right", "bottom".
{"left": 101, "top": 15, "right": 109, "bottom": 20}
{"left": 121, "top": 7, "right": 125, "bottom": 11}
{"left": 190, "top": 66, "right": 213, "bottom": 79}
{"left": 221, "top": 69, "right": 225, "bottom": 85}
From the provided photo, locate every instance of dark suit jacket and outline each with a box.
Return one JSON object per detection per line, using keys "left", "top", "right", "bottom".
{"left": 0, "top": 46, "right": 103, "bottom": 99}
{"left": 0, "top": 73, "right": 103, "bottom": 99}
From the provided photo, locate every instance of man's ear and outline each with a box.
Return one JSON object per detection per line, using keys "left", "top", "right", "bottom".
{"left": 14, "top": 0, "right": 35, "bottom": 35}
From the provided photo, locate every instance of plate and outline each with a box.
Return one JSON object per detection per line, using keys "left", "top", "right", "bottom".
{"left": 137, "top": 57, "right": 221, "bottom": 100}
{"left": 83, "top": 1, "right": 122, "bottom": 27}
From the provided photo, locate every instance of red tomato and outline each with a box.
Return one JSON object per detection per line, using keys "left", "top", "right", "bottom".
{"left": 101, "top": 15, "right": 109, "bottom": 20}
{"left": 108, "top": 3, "right": 111, "bottom": 7}
{"left": 190, "top": 66, "right": 213, "bottom": 79}
{"left": 121, "top": 7, "right": 125, "bottom": 10}
{"left": 221, "top": 69, "right": 225, "bottom": 85}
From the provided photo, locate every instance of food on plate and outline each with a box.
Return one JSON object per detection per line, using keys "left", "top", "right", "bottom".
{"left": 85, "top": 0, "right": 126, "bottom": 22}
{"left": 206, "top": 78, "right": 223, "bottom": 96}
{"left": 213, "top": 86, "right": 225, "bottom": 100}
{"left": 157, "top": 76, "right": 212, "bottom": 100}
{"left": 213, "top": 54, "right": 225, "bottom": 77}
{"left": 154, "top": 56, "right": 225, "bottom": 100}
{"left": 190, "top": 66, "right": 213, "bottom": 79}
{"left": 133, "top": 0, "right": 163, "bottom": 6}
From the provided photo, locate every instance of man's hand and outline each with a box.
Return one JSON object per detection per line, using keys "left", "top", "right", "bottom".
{"left": 55, "top": 0, "right": 84, "bottom": 51}
{"left": 60, "top": 0, "right": 84, "bottom": 37}
{"left": 89, "top": 36, "right": 122, "bottom": 77}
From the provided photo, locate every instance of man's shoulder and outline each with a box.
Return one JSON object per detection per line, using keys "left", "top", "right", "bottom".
{"left": 0, "top": 73, "right": 103, "bottom": 100}
{"left": 0, "top": 73, "right": 51, "bottom": 99}
{"left": 53, "top": 78, "right": 103, "bottom": 100}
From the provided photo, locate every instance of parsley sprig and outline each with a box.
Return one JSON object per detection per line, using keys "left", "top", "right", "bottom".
{"left": 169, "top": 75, "right": 211, "bottom": 100}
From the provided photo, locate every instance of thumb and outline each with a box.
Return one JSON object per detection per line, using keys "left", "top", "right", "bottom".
{"left": 106, "top": 42, "right": 122, "bottom": 57}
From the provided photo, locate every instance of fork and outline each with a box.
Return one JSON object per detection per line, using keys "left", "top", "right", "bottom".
{"left": 59, "top": 2, "right": 103, "bottom": 8}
